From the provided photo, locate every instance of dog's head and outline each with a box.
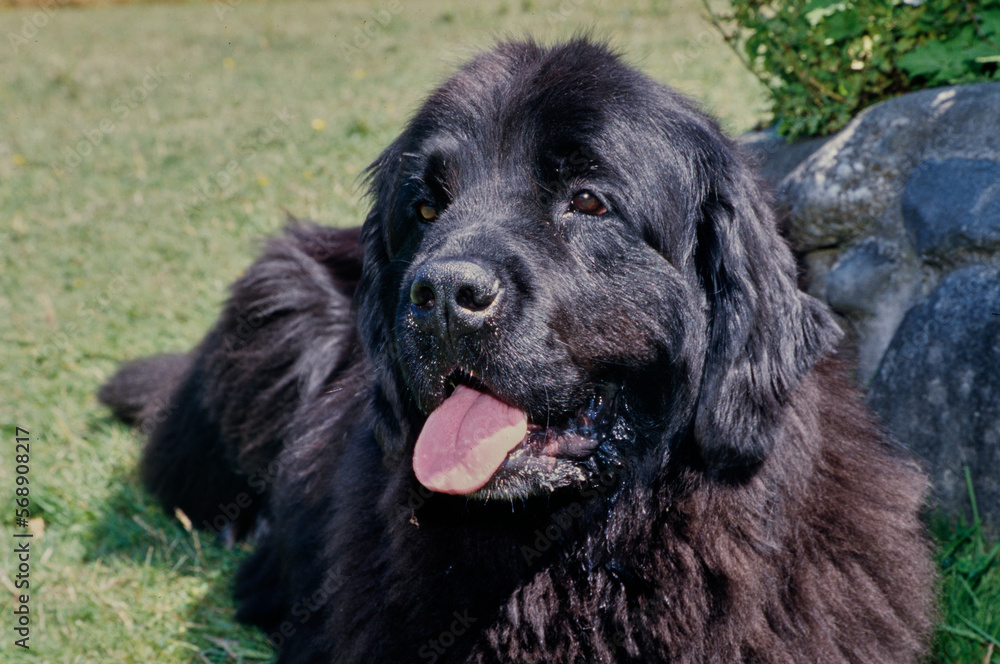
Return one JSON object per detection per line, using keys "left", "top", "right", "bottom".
{"left": 356, "top": 39, "right": 840, "bottom": 500}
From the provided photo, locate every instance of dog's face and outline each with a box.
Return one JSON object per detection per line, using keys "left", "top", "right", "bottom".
{"left": 357, "top": 40, "right": 839, "bottom": 500}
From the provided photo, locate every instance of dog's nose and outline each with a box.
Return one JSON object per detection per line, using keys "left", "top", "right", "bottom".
{"left": 410, "top": 259, "right": 502, "bottom": 339}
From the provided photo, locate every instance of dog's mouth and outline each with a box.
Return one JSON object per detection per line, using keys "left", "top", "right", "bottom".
{"left": 412, "top": 374, "right": 625, "bottom": 498}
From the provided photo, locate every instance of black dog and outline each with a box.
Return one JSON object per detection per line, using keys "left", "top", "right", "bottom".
{"left": 101, "top": 39, "right": 935, "bottom": 663}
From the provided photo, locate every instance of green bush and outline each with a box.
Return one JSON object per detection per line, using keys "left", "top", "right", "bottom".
{"left": 707, "top": 0, "right": 1000, "bottom": 138}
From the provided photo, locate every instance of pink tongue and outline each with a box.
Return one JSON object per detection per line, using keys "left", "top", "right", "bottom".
{"left": 413, "top": 384, "right": 528, "bottom": 494}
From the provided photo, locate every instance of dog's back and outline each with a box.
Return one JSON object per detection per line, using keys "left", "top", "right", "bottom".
{"left": 100, "top": 222, "right": 363, "bottom": 541}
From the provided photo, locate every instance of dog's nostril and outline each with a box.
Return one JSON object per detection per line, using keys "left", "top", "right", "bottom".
{"left": 455, "top": 283, "right": 498, "bottom": 312}
{"left": 411, "top": 282, "right": 436, "bottom": 309}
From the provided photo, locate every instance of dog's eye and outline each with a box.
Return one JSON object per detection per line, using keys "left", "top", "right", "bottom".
{"left": 417, "top": 203, "right": 439, "bottom": 221}
{"left": 570, "top": 190, "right": 607, "bottom": 216}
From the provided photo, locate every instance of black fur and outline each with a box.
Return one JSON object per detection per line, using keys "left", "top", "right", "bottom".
{"left": 101, "top": 39, "right": 934, "bottom": 663}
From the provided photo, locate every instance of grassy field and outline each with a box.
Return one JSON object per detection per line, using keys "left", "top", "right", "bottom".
{"left": 0, "top": 0, "right": 996, "bottom": 662}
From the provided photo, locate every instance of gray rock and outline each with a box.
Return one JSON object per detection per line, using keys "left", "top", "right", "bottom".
{"left": 748, "top": 83, "right": 1000, "bottom": 390}
{"left": 825, "top": 237, "right": 904, "bottom": 317}
{"left": 739, "top": 129, "right": 829, "bottom": 187}
{"left": 903, "top": 158, "right": 1000, "bottom": 260}
{"left": 868, "top": 264, "right": 1000, "bottom": 533}
{"left": 824, "top": 238, "right": 922, "bottom": 382}
{"left": 780, "top": 83, "right": 1000, "bottom": 252}
{"left": 800, "top": 248, "right": 840, "bottom": 301}
{"left": 749, "top": 83, "right": 1000, "bottom": 529}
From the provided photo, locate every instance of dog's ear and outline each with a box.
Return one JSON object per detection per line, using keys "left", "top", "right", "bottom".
{"left": 692, "top": 147, "right": 841, "bottom": 478}
{"left": 356, "top": 137, "right": 418, "bottom": 460}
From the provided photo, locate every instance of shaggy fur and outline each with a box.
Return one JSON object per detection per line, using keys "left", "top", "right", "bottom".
{"left": 101, "top": 39, "right": 935, "bottom": 663}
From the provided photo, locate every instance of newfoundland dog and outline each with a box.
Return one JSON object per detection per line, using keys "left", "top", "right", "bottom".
{"left": 100, "top": 39, "right": 935, "bottom": 663}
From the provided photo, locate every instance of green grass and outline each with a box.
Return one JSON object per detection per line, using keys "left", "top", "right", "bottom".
{"left": 932, "top": 474, "right": 1000, "bottom": 664}
{"left": 0, "top": 0, "right": 995, "bottom": 662}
